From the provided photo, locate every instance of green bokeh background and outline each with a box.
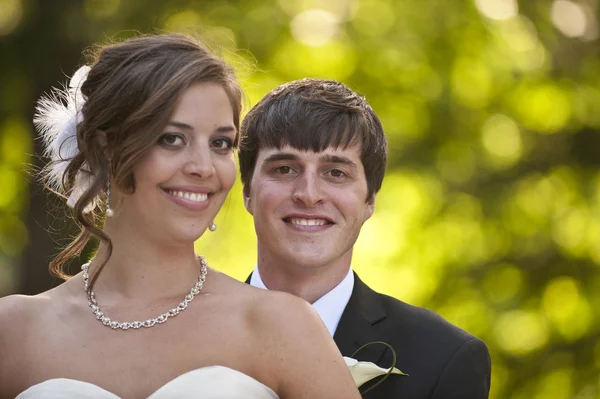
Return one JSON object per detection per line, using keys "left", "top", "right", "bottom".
{"left": 2, "top": 0, "right": 600, "bottom": 398}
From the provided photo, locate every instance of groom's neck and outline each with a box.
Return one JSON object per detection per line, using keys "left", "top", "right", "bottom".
{"left": 256, "top": 250, "right": 352, "bottom": 304}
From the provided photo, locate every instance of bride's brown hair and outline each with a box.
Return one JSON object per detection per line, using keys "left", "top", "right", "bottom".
{"left": 43, "top": 33, "right": 242, "bottom": 283}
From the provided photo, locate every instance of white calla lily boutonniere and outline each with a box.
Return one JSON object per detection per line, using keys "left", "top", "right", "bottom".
{"left": 344, "top": 356, "right": 405, "bottom": 386}
{"left": 345, "top": 341, "right": 407, "bottom": 395}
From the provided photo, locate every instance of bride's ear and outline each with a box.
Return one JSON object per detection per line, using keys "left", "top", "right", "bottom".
{"left": 94, "top": 130, "right": 112, "bottom": 160}
{"left": 95, "top": 130, "right": 107, "bottom": 147}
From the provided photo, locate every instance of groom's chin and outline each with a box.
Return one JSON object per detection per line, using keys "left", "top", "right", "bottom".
{"left": 279, "top": 248, "right": 340, "bottom": 270}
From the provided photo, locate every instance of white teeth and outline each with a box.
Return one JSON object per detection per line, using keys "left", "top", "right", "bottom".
{"left": 290, "top": 218, "right": 327, "bottom": 226}
{"left": 167, "top": 190, "right": 208, "bottom": 203}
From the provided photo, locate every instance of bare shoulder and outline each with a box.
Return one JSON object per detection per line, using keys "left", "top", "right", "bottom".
{"left": 0, "top": 293, "right": 45, "bottom": 329}
{"left": 241, "top": 286, "right": 321, "bottom": 331}
{"left": 0, "top": 294, "right": 26, "bottom": 334}
{"left": 0, "top": 289, "right": 69, "bottom": 397}
{"left": 242, "top": 290, "right": 360, "bottom": 398}
{"left": 213, "top": 274, "right": 328, "bottom": 348}
{"left": 192, "top": 273, "right": 360, "bottom": 397}
{"left": 0, "top": 293, "right": 49, "bottom": 389}
{"left": 0, "top": 292, "right": 57, "bottom": 347}
{"left": 0, "top": 284, "right": 71, "bottom": 348}
{"left": 209, "top": 269, "right": 313, "bottom": 314}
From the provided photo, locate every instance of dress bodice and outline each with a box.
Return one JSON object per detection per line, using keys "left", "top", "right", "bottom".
{"left": 16, "top": 366, "right": 279, "bottom": 399}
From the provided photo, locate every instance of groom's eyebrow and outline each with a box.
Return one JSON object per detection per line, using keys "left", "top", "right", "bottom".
{"left": 319, "top": 154, "right": 357, "bottom": 169}
{"left": 261, "top": 153, "right": 300, "bottom": 164}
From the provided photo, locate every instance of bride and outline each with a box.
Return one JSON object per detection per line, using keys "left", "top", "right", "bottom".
{"left": 0, "top": 34, "right": 360, "bottom": 399}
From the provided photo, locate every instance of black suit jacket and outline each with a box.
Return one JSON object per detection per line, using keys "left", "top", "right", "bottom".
{"left": 247, "top": 272, "right": 491, "bottom": 398}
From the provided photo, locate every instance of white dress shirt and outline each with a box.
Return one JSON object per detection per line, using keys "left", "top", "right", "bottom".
{"left": 249, "top": 266, "right": 354, "bottom": 336}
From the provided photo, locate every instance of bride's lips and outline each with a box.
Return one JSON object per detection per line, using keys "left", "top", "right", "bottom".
{"left": 161, "top": 186, "right": 213, "bottom": 211}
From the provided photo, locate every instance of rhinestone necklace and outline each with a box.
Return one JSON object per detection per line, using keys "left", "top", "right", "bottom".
{"left": 81, "top": 255, "right": 208, "bottom": 330}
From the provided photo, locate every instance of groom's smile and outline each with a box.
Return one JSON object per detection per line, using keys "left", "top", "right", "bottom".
{"left": 283, "top": 214, "right": 334, "bottom": 232}
{"left": 244, "top": 145, "right": 374, "bottom": 270}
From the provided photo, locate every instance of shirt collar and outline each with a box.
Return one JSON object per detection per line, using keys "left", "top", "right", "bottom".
{"left": 249, "top": 266, "right": 354, "bottom": 336}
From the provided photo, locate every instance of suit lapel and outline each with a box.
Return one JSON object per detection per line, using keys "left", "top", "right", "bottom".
{"left": 334, "top": 273, "right": 389, "bottom": 365}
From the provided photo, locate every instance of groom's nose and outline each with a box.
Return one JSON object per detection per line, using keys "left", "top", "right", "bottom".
{"left": 291, "top": 171, "right": 325, "bottom": 206}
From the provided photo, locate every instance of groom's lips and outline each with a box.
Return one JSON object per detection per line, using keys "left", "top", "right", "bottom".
{"left": 282, "top": 214, "right": 334, "bottom": 232}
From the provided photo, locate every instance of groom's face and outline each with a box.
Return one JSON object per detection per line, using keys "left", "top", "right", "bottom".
{"left": 244, "top": 144, "right": 375, "bottom": 271}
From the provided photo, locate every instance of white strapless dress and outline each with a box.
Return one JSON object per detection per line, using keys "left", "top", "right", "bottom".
{"left": 16, "top": 366, "right": 279, "bottom": 399}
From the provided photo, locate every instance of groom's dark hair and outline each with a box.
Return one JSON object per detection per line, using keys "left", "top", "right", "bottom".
{"left": 238, "top": 78, "right": 387, "bottom": 201}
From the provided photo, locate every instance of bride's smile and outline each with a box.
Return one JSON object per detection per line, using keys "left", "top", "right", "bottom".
{"left": 108, "top": 82, "right": 237, "bottom": 244}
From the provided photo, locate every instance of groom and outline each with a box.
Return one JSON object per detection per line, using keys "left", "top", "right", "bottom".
{"left": 239, "top": 79, "right": 491, "bottom": 398}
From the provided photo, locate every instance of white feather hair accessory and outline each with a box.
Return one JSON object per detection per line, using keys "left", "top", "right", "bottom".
{"left": 34, "top": 65, "right": 98, "bottom": 213}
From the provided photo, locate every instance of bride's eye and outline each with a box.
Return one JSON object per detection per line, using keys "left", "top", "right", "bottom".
{"left": 159, "top": 133, "right": 185, "bottom": 147}
{"left": 211, "top": 137, "right": 234, "bottom": 152}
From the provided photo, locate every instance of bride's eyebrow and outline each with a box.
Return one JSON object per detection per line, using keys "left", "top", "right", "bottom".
{"left": 165, "top": 121, "right": 236, "bottom": 134}
{"left": 214, "top": 125, "right": 236, "bottom": 134}
{"left": 166, "top": 121, "right": 193, "bottom": 130}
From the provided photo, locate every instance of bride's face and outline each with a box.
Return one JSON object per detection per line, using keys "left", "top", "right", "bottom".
{"left": 114, "top": 81, "right": 237, "bottom": 244}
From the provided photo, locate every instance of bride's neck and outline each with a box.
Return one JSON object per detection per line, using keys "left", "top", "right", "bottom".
{"left": 88, "top": 226, "right": 201, "bottom": 301}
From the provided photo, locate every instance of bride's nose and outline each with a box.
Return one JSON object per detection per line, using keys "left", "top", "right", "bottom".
{"left": 182, "top": 145, "right": 215, "bottom": 179}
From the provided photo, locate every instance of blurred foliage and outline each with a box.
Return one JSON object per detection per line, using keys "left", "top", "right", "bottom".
{"left": 2, "top": 0, "right": 600, "bottom": 397}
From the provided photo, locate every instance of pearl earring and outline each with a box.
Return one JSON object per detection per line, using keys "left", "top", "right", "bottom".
{"left": 106, "top": 181, "right": 114, "bottom": 217}
{"left": 208, "top": 221, "right": 217, "bottom": 232}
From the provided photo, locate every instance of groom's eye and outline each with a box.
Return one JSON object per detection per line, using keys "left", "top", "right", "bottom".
{"left": 328, "top": 169, "right": 346, "bottom": 178}
{"left": 276, "top": 166, "right": 292, "bottom": 174}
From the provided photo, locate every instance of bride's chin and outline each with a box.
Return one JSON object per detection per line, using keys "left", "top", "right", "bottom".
{"left": 166, "top": 226, "right": 210, "bottom": 243}
{"left": 164, "top": 228, "right": 200, "bottom": 241}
